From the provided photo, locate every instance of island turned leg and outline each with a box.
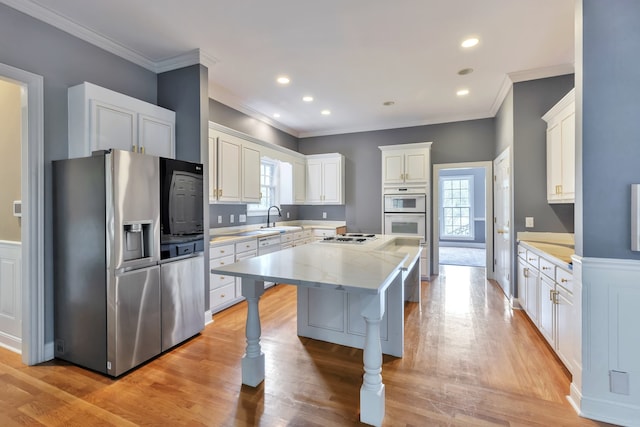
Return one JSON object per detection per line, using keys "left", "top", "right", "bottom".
{"left": 360, "top": 292, "right": 386, "bottom": 427}
{"left": 241, "top": 278, "right": 265, "bottom": 387}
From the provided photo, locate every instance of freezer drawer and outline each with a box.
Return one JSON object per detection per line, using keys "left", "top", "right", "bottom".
{"left": 109, "top": 265, "right": 162, "bottom": 377}
{"left": 161, "top": 255, "right": 205, "bottom": 351}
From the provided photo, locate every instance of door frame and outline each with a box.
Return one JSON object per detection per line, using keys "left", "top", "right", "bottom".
{"left": 432, "top": 161, "right": 493, "bottom": 277}
{"left": 0, "top": 63, "right": 45, "bottom": 365}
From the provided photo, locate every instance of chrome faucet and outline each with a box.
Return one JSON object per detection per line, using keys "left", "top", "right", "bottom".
{"left": 266, "top": 205, "right": 282, "bottom": 228}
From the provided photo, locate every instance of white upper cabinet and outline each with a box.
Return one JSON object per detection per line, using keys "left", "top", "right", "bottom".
{"left": 293, "top": 159, "right": 306, "bottom": 204}
{"left": 379, "top": 142, "right": 431, "bottom": 187}
{"left": 68, "top": 82, "right": 175, "bottom": 158}
{"left": 242, "top": 144, "right": 261, "bottom": 203}
{"left": 543, "top": 89, "right": 575, "bottom": 204}
{"left": 209, "top": 128, "right": 261, "bottom": 204}
{"left": 306, "top": 153, "right": 345, "bottom": 205}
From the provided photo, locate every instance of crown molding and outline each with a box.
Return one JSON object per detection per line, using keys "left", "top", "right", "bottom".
{"left": 298, "top": 112, "right": 493, "bottom": 139}
{"left": 208, "top": 81, "right": 300, "bottom": 137}
{"left": 508, "top": 63, "right": 574, "bottom": 83}
{"left": 489, "top": 74, "right": 514, "bottom": 117}
{"left": 2, "top": 0, "right": 157, "bottom": 71}
{"left": 155, "top": 49, "right": 219, "bottom": 74}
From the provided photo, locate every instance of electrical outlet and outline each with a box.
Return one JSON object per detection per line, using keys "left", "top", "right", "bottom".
{"left": 230, "top": 214, "right": 234, "bottom": 223}
{"left": 217, "top": 215, "right": 222, "bottom": 224}
{"left": 239, "top": 214, "right": 247, "bottom": 223}
{"left": 610, "top": 370, "right": 630, "bottom": 395}
{"left": 322, "top": 212, "right": 327, "bottom": 219}
{"left": 525, "top": 217, "right": 534, "bottom": 228}
{"left": 287, "top": 212, "right": 290, "bottom": 218}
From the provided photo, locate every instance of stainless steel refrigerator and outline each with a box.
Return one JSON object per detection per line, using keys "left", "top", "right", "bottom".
{"left": 53, "top": 150, "right": 163, "bottom": 377}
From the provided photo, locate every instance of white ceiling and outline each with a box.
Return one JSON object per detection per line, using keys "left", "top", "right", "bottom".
{"left": 4, "top": 0, "right": 575, "bottom": 137}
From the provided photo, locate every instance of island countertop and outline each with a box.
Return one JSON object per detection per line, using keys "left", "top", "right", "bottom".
{"left": 210, "top": 241, "right": 410, "bottom": 295}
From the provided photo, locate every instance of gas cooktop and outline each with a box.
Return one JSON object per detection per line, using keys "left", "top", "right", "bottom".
{"left": 320, "top": 233, "right": 377, "bottom": 244}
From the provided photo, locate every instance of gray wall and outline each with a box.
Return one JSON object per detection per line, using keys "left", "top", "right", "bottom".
{"left": 513, "top": 75, "right": 575, "bottom": 235}
{"left": 298, "top": 119, "right": 496, "bottom": 235}
{"left": 0, "top": 3, "right": 160, "bottom": 343}
{"left": 582, "top": 0, "right": 640, "bottom": 260}
{"left": 209, "top": 99, "right": 298, "bottom": 151}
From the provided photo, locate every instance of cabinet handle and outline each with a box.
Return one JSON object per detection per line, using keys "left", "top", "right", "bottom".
{"left": 549, "top": 289, "right": 554, "bottom": 301}
{"left": 221, "top": 294, "right": 225, "bottom": 298}
{"left": 524, "top": 268, "right": 529, "bottom": 277}
{"left": 139, "top": 145, "right": 145, "bottom": 154}
{"left": 132, "top": 145, "right": 137, "bottom": 153}
{"left": 218, "top": 189, "right": 223, "bottom": 197}
{"left": 561, "top": 278, "right": 568, "bottom": 283}
{"left": 542, "top": 266, "right": 550, "bottom": 270}
{"left": 553, "top": 290, "right": 559, "bottom": 304}
{"left": 555, "top": 185, "right": 562, "bottom": 195}
{"left": 528, "top": 257, "right": 535, "bottom": 261}
{"left": 220, "top": 250, "right": 225, "bottom": 253}
{"left": 220, "top": 276, "right": 225, "bottom": 280}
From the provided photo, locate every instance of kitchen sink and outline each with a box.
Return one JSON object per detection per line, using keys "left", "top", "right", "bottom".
{"left": 259, "top": 225, "right": 303, "bottom": 232}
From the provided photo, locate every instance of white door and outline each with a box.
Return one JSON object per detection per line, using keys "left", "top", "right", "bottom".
{"left": 493, "top": 148, "right": 511, "bottom": 298}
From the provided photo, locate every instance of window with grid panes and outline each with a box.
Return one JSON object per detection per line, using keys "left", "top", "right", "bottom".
{"left": 247, "top": 158, "right": 278, "bottom": 215}
{"left": 440, "top": 176, "right": 474, "bottom": 239}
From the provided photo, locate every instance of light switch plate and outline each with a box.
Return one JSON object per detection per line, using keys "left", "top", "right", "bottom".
{"left": 239, "top": 214, "right": 247, "bottom": 223}
{"left": 230, "top": 214, "right": 234, "bottom": 223}
{"left": 525, "top": 217, "right": 534, "bottom": 228}
{"left": 217, "top": 215, "right": 222, "bottom": 224}
{"left": 323, "top": 212, "right": 327, "bottom": 219}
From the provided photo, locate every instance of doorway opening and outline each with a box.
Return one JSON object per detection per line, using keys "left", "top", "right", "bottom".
{"left": 0, "top": 63, "right": 45, "bottom": 365}
{"left": 432, "top": 162, "right": 493, "bottom": 277}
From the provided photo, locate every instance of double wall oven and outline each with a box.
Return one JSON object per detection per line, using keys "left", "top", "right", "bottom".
{"left": 383, "top": 190, "right": 428, "bottom": 277}
{"left": 383, "top": 192, "right": 427, "bottom": 239}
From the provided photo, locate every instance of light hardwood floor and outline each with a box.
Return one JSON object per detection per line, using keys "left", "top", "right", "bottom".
{"left": 0, "top": 265, "right": 613, "bottom": 426}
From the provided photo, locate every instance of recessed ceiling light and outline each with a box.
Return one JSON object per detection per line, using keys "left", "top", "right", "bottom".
{"left": 457, "top": 89, "right": 470, "bottom": 96}
{"left": 321, "top": 109, "right": 331, "bottom": 116}
{"left": 457, "top": 68, "right": 474, "bottom": 75}
{"left": 276, "top": 76, "right": 290, "bottom": 85}
{"left": 302, "top": 96, "right": 314, "bottom": 102}
{"left": 383, "top": 101, "right": 395, "bottom": 106}
{"left": 273, "top": 113, "right": 281, "bottom": 118}
{"left": 461, "top": 38, "right": 479, "bottom": 48}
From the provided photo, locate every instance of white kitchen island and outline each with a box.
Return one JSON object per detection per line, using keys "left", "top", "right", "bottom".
{"left": 210, "top": 239, "right": 414, "bottom": 427}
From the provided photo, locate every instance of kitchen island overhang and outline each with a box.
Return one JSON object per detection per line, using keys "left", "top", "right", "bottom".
{"left": 210, "top": 237, "right": 421, "bottom": 427}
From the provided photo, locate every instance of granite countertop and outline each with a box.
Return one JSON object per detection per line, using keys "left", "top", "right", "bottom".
{"left": 520, "top": 241, "right": 574, "bottom": 265}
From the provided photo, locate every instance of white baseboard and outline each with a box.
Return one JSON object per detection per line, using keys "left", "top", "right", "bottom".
{"left": 0, "top": 332, "right": 21, "bottom": 354}
{"left": 204, "top": 310, "right": 213, "bottom": 325}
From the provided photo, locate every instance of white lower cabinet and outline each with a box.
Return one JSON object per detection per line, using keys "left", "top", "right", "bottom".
{"left": 235, "top": 239, "right": 258, "bottom": 291}
{"left": 518, "top": 243, "right": 577, "bottom": 376}
{"left": 209, "top": 243, "right": 238, "bottom": 313}
{"left": 517, "top": 250, "right": 539, "bottom": 325}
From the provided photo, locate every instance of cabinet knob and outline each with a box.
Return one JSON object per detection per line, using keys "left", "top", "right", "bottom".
{"left": 542, "top": 266, "right": 550, "bottom": 270}
{"left": 561, "top": 278, "right": 568, "bottom": 283}
{"left": 221, "top": 294, "right": 225, "bottom": 298}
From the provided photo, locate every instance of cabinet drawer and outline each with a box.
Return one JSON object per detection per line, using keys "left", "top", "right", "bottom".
{"left": 526, "top": 251, "right": 539, "bottom": 268}
{"left": 556, "top": 268, "right": 573, "bottom": 293}
{"left": 539, "top": 257, "right": 555, "bottom": 279}
{"left": 281, "top": 233, "right": 294, "bottom": 243}
{"left": 235, "top": 250, "right": 256, "bottom": 262}
{"left": 235, "top": 239, "right": 257, "bottom": 253}
{"left": 211, "top": 271, "right": 234, "bottom": 289}
{"left": 210, "top": 243, "right": 234, "bottom": 258}
{"left": 302, "top": 229, "right": 313, "bottom": 238}
{"left": 517, "top": 245, "right": 527, "bottom": 260}
{"left": 210, "top": 254, "right": 235, "bottom": 268}
{"left": 313, "top": 229, "right": 336, "bottom": 238}
{"left": 210, "top": 282, "right": 236, "bottom": 310}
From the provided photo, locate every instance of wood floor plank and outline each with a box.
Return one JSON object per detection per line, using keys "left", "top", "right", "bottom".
{"left": 0, "top": 265, "right": 614, "bottom": 426}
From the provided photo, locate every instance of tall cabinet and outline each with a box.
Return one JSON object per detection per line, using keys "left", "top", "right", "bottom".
{"left": 542, "top": 88, "right": 575, "bottom": 204}
{"left": 379, "top": 142, "right": 432, "bottom": 279}
{"left": 306, "top": 153, "right": 345, "bottom": 205}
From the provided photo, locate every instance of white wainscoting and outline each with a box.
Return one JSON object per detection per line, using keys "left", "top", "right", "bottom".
{"left": 0, "top": 241, "right": 21, "bottom": 353}
{"left": 580, "top": 256, "right": 640, "bottom": 426}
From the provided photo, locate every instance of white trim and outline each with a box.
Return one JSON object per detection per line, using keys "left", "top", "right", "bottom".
{"left": 432, "top": 162, "right": 493, "bottom": 276}
{"left": 508, "top": 63, "right": 574, "bottom": 84}
{"left": 0, "top": 62, "right": 46, "bottom": 365}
